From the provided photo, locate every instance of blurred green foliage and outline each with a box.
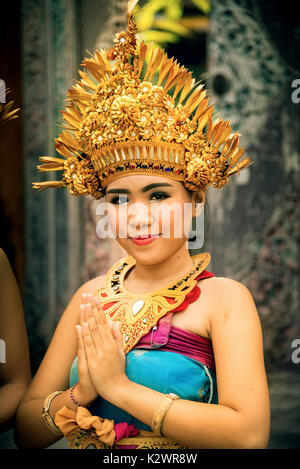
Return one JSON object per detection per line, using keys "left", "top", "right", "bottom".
{"left": 135, "top": 0, "right": 211, "bottom": 47}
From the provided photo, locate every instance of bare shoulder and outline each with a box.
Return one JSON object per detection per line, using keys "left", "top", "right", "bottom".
{"left": 205, "top": 275, "right": 254, "bottom": 298}
{"left": 59, "top": 274, "right": 106, "bottom": 325}
{"left": 200, "top": 275, "right": 258, "bottom": 329}
{"left": 76, "top": 274, "right": 106, "bottom": 296}
{"left": 0, "top": 247, "right": 7, "bottom": 263}
{"left": 0, "top": 247, "right": 10, "bottom": 273}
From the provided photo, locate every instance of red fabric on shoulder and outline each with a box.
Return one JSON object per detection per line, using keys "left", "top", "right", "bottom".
{"left": 170, "top": 270, "right": 214, "bottom": 313}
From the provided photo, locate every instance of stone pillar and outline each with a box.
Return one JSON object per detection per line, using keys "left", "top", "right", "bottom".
{"left": 22, "top": 0, "right": 84, "bottom": 372}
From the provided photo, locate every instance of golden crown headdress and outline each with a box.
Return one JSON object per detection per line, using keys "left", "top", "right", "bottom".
{"left": 33, "top": 0, "right": 252, "bottom": 199}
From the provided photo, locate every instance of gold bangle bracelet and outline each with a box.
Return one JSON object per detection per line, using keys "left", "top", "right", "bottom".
{"left": 42, "top": 391, "right": 64, "bottom": 436}
{"left": 151, "top": 393, "right": 180, "bottom": 436}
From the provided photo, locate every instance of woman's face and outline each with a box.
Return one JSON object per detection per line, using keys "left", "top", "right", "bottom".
{"left": 105, "top": 174, "right": 204, "bottom": 265}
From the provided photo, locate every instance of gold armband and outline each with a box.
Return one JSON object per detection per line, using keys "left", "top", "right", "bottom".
{"left": 42, "top": 391, "right": 64, "bottom": 436}
{"left": 151, "top": 393, "right": 180, "bottom": 436}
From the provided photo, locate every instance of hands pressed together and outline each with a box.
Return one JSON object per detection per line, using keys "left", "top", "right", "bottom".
{"left": 74, "top": 293, "right": 129, "bottom": 406}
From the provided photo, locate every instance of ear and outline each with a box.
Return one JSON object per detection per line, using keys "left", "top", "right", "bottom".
{"left": 191, "top": 189, "right": 206, "bottom": 217}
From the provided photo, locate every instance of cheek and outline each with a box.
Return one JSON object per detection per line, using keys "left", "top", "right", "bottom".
{"left": 107, "top": 206, "right": 128, "bottom": 237}
{"left": 157, "top": 201, "right": 192, "bottom": 238}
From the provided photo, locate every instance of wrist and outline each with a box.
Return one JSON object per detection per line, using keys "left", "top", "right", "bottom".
{"left": 71, "top": 383, "right": 96, "bottom": 407}
{"left": 103, "top": 376, "right": 133, "bottom": 407}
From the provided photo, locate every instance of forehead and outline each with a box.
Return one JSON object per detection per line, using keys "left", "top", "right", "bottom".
{"left": 106, "top": 174, "right": 179, "bottom": 191}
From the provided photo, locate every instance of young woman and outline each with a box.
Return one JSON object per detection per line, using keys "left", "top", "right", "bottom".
{"left": 15, "top": 1, "right": 270, "bottom": 449}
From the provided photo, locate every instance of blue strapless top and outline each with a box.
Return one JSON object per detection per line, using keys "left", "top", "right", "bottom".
{"left": 70, "top": 346, "right": 218, "bottom": 432}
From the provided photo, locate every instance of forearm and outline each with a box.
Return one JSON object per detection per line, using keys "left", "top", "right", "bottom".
{"left": 109, "top": 379, "right": 259, "bottom": 449}
{"left": 15, "top": 387, "right": 81, "bottom": 449}
{"left": 0, "top": 382, "right": 28, "bottom": 433}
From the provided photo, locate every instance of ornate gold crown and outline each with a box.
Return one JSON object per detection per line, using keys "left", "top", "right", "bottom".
{"left": 33, "top": 0, "right": 252, "bottom": 199}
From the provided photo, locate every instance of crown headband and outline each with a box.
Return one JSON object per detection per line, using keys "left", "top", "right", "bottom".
{"left": 33, "top": 0, "right": 252, "bottom": 199}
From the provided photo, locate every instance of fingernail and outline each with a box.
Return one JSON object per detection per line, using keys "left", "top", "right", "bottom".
{"left": 80, "top": 304, "right": 85, "bottom": 311}
{"left": 82, "top": 293, "right": 87, "bottom": 298}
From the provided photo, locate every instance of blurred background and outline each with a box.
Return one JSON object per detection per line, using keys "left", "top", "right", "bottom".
{"left": 0, "top": 0, "right": 299, "bottom": 448}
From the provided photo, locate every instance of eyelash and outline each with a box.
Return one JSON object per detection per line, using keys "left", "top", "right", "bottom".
{"left": 109, "top": 192, "right": 170, "bottom": 205}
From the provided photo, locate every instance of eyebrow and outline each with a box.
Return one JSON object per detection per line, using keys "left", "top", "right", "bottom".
{"left": 106, "top": 183, "right": 173, "bottom": 195}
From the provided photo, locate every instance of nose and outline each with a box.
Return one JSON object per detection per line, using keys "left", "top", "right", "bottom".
{"left": 128, "top": 202, "right": 153, "bottom": 234}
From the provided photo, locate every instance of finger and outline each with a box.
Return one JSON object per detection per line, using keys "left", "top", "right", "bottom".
{"left": 79, "top": 304, "right": 86, "bottom": 326}
{"left": 80, "top": 293, "right": 90, "bottom": 324}
{"left": 90, "top": 305, "right": 109, "bottom": 345}
{"left": 93, "top": 297, "right": 115, "bottom": 331}
{"left": 86, "top": 293, "right": 95, "bottom": 306}
{"left": 93, "top": 301, "right": 111, "bottom": 339}
{"left": 91, "top": 296, "right": 103, "bottom": 324}
{"left": 107, "top": 319, "right": 114, "bottom": 330}
{"left": 92, "top": 302, "right": 102, "bottom": 329}
{"left": 79, "top": 302, "right": 92, "bottom": 325}
{"left": 89, "top": 296, "right": 106, "bottom": 329}
{"left": 90, "top": 294, "right": 98, "bottom": 306}
{"left": 82, "top": 322, "right": 97, "bottom": 361}
{"left": 76, "top": 325, "right": 89, "bottom": 373}
{"left": 81, "top": 292, "right": 88, "bottom": 304}
{"left": 85, "top": 303, "right": 93, "bottom": 321}
{"left": 112, "top": 321, "right": 124, "bottom": 352}
{"left": 87, "top": 316, "right": 103, "bottom": 354}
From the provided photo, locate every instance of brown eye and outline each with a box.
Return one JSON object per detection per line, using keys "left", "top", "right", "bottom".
{"left": 150, "top": 192, "right": 170, "bottom": 201}
{"left": 110, "top": 195, "right": 128, "bottom": 205}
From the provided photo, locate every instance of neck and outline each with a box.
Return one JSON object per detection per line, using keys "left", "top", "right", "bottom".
{"left": 128, "top": 244, "right": 195, "bottom": 290}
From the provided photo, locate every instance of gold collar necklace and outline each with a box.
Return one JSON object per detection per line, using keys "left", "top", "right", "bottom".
{"left": 95, "top": 252, "right": 211, "bottom": 354}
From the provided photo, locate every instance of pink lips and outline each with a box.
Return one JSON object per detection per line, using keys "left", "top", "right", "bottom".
{"left": 130, "top": 234, "right": 159, "bottom": 246}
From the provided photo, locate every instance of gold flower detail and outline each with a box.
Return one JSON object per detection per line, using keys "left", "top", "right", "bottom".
{"left": 184, "top": 158, "right": 212, "bottom": 191}
{"left": 63, "top": 158, "right": 102, "bottom": 198}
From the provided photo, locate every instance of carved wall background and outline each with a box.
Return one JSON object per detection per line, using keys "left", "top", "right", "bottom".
{"left": 206, "top": 0, "right": 300, "bottom": 368}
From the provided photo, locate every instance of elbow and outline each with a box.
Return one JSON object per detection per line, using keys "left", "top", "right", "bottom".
{"left": 237, "top": 425, "right": 270, "bottom": 449}
{"left": 14, "top": 406, "right": 28, "bottom": 449}
{"left": 14, "top": 403, "right": 38, "bottom": 449}
{"left": 231, "top": 406, "right": 270, "bottom": 449}
{"left": 244, "top": 431, "right": 269, "bottom": 449}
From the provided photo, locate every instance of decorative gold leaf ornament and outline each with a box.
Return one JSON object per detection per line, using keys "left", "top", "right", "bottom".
{"left": 33, "top": 0, "right": 252, "bottom": 197}
{"left": 0, "top": 88, "right": 20, "bottom": 125}
{"left": 95, "top": 252, "right": 211, "bottom": 355}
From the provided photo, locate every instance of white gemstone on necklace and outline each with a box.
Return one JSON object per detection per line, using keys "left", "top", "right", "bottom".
{"left": 132, "top": 299, "right": 145, "bottom": 316}
{"left": 125, "top": 334, "right": 130, "bottom": 343}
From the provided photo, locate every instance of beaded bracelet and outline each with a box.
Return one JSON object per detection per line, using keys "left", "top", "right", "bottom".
{"left": 69, "top": 383, "right": 91, "bottom": 408}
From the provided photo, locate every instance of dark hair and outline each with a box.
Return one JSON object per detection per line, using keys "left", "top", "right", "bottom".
{"left": 188, "top": 194, "right": 210, "bottom": 255}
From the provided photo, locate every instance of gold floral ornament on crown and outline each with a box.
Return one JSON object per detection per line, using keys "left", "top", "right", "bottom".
{"left": 32, "top": 0, "right": 252, "bottom": 199}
